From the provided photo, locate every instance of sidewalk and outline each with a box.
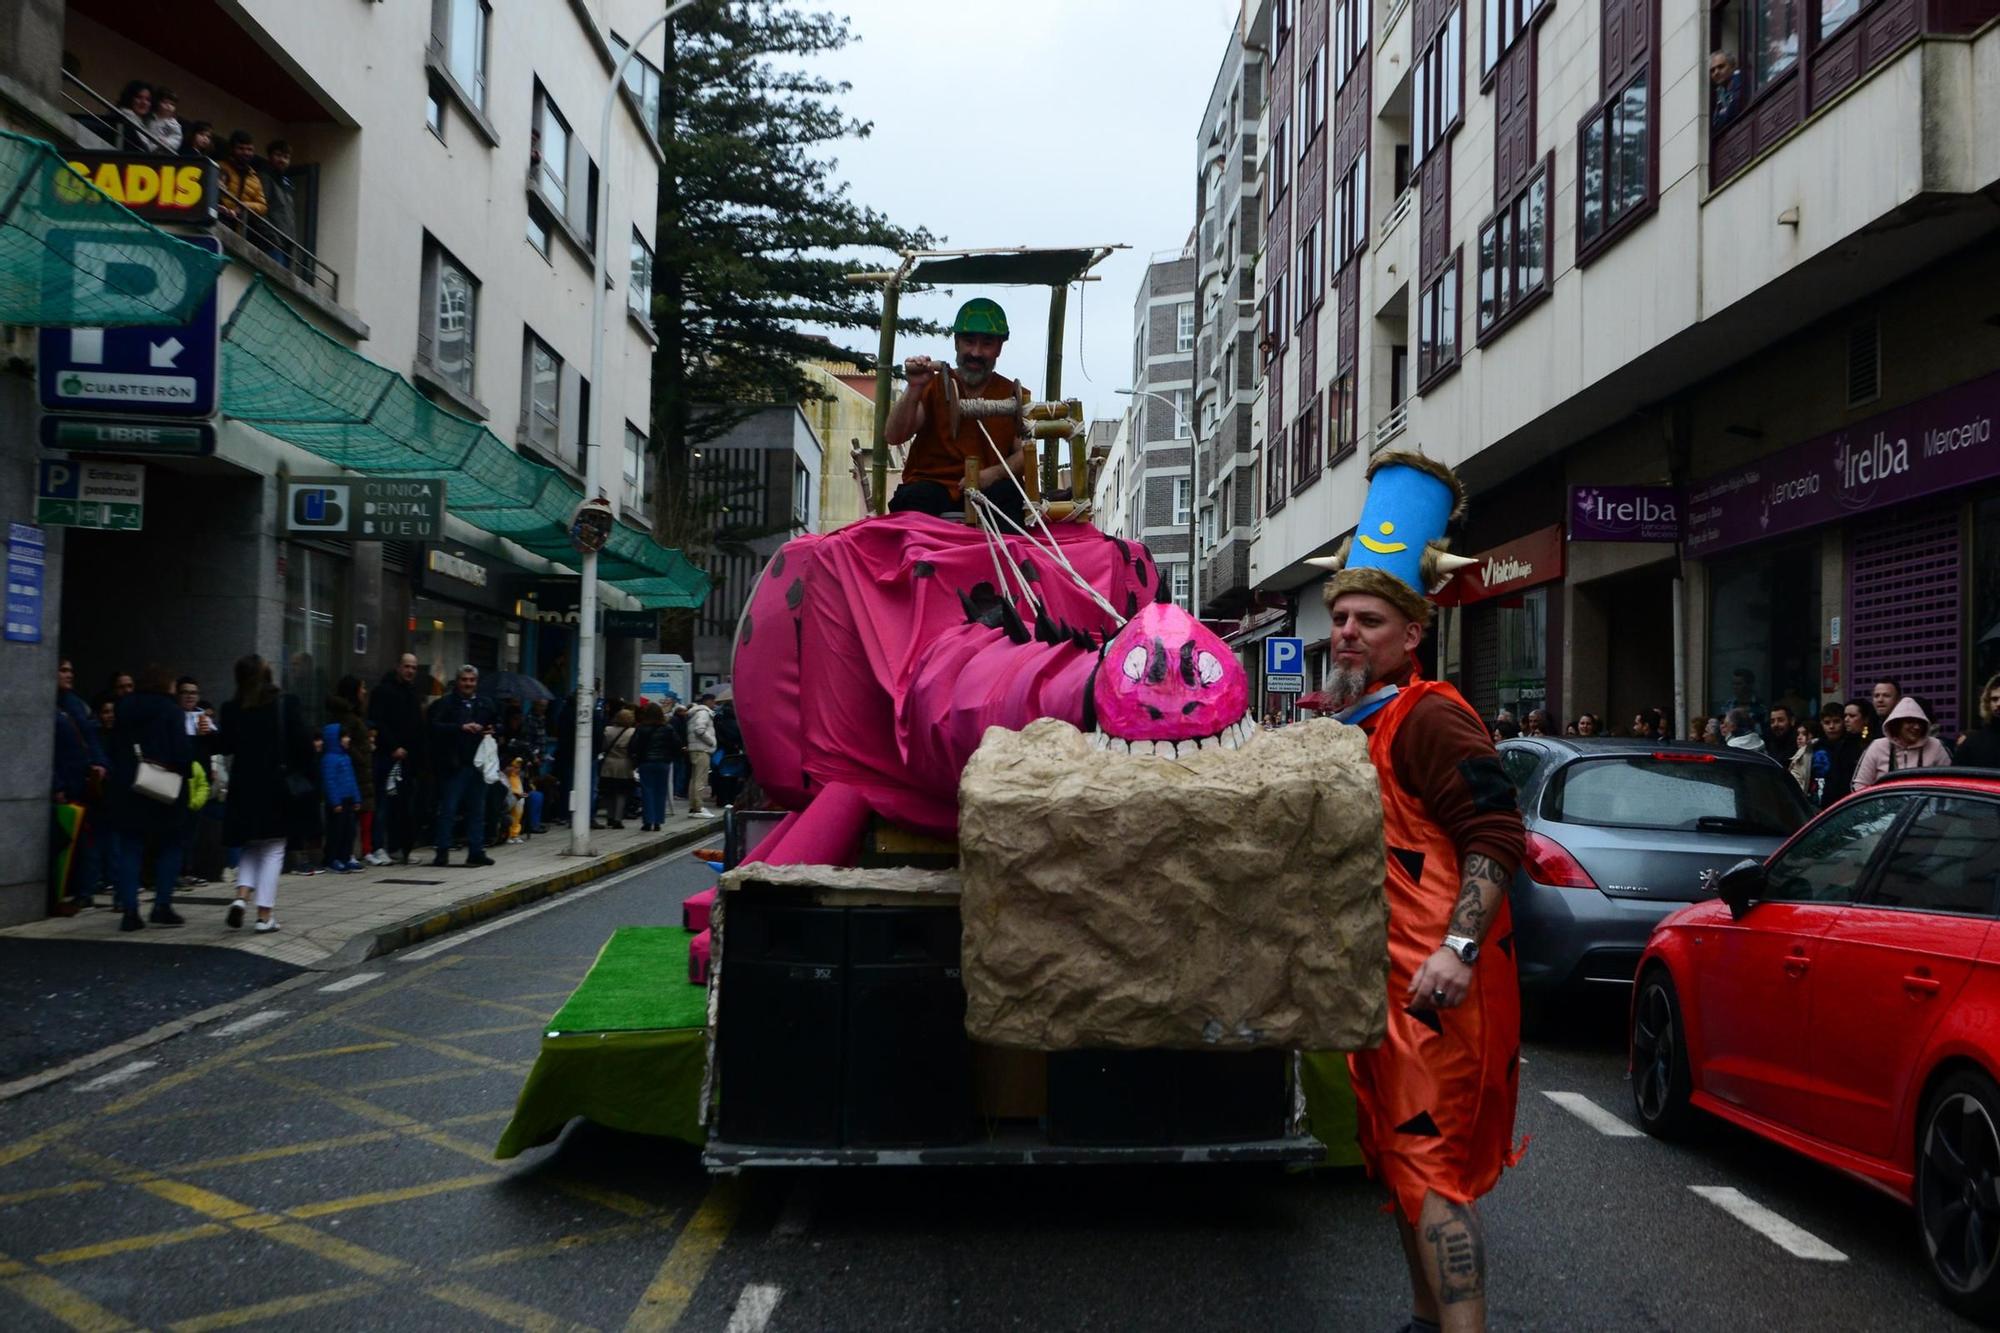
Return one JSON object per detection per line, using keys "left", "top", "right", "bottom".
{"left": 3, "top": 811, "right": 723, "bottom": 971}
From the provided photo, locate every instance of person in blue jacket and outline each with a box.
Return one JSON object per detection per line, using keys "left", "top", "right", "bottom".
{"left": 321, "top": 700, "right": 363, "bottom": 873}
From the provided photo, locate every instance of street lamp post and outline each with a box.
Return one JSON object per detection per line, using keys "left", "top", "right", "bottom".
{"left": 572, "top": 0, "right": 696, "bottom": 858}
{"left": 1115, "top": 386, "right": 1200, "bottom": 615}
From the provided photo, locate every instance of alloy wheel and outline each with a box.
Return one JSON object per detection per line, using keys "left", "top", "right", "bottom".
{"left": 1631, "top": 980, "right": 1677, "bottom": 1123}
{"left": 1920, "top": 1092, "right": 2000, "bottom": 1294}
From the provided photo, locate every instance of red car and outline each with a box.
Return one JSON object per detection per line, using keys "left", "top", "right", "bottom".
{"left": 1629, "top": 769, "right": 2000, "bottom": 1322}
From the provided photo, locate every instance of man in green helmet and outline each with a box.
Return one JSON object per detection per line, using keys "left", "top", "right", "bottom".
{"left": 885, "top": 297, "right": 1028, "bottom": 527}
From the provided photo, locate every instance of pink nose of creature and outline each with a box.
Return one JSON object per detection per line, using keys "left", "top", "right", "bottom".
{"left": 1091, "top": 602, "right": 1250, "bottom": 743}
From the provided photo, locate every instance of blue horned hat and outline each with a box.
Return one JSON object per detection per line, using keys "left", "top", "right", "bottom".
{"left": 1308, "top": 450, "right": 1476, "bottom": 625}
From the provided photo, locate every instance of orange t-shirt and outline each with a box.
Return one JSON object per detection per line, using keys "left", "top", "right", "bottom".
{"left": 900, "top": 370, "right": 1022, "bottom": 497}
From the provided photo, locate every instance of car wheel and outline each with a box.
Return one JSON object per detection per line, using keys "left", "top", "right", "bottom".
{"left": 1917, "top": 1069, "right": 2000, "bottom": 1323}
{"left": 1630, "top": 967, "right": 1693, "bottom": 1138}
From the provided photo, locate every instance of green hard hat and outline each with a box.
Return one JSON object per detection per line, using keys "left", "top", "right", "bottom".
{"left": 953, "top": 297, "right": 1009, "bottom": 338}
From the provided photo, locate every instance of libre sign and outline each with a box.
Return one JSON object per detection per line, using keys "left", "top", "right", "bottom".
{"left": 1569, "top": 485, "right": 1680, "bottom": 543}
{"left": 1686, "top": 368, "right": 2000, "bottom": 557}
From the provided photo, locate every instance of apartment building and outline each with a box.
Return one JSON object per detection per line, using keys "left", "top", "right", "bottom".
{"left": 1123, "top": 243, "right": 1200, "bottom": 606}
{"left": 1191, "top": 12, "right": 1270, "bottom": 626}
{"left": 1249, "top": 0, "right": 2000, "bottom": 732}
{"left": 690, "top": 405, "right": 822, "bottom": 679}
{"left": 0, "top": 2, "right": 678, "bottom": 922}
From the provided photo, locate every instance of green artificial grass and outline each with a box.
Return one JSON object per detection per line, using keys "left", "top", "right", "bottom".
{"left": 546, "top": 927, "right": 707, "bottom": 1033}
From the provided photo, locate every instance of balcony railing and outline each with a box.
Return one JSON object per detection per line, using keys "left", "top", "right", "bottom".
{"left": 1373, "top": 402, "right": 1408, "bottom": 451}
{"left": 1382, "top": 0, "right": 1412, "bottom": 37}
{"left": 1381, "top": 187, "right": 1414, "bottom": 240}
{"left": 58, "top": 70, "right": 342, "bottom": 304}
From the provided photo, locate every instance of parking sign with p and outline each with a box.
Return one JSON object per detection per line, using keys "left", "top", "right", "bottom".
{"left": 1264, "top": 636, "right": 1305, "bottom": 693}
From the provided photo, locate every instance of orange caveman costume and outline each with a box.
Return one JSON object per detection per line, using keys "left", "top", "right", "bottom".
{"left": 1309, "top": 451, "right": 1527, "bottom": 1236}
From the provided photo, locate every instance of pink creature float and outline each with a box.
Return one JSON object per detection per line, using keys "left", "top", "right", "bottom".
{"left": 730, "top": 512, "right": 1255, "bottom": 867}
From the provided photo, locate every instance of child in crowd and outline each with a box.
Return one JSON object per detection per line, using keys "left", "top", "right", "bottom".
{"left": 320, "top": 718, "right": 362, "bottom": 872}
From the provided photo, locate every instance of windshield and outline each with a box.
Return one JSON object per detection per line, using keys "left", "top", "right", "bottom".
{"left": 1544, "top": 755, "right": 1810, "bottom": 835}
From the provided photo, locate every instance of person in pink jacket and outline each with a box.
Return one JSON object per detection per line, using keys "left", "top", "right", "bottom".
{"left": 1851, "top": 696, "right": 1952, "bottom": 790}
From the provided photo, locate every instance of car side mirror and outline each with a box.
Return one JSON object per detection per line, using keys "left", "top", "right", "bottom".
{"left": 1708, "top": 858, "right": 1768, "bottom": 920}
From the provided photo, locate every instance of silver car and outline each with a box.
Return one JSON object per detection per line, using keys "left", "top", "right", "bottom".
{"left": 1497, "top": 738, "right": 1813, "bottom": 1015}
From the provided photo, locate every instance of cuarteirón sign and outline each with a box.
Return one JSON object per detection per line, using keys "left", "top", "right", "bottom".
{"left": 1685, "top": 369, "right": 2000, "bottom": 557}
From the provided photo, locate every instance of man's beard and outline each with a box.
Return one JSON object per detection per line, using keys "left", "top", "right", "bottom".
{"left": 1325, "top": 663, "right": 1371, "bottom": 711}
{"left": 956, "top": 357, "right": 991, "bottom": 388}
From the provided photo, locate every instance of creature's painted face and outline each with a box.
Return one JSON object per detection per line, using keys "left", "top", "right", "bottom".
{"left": 1090, "top": 603, "right": 1252, "bottom": 754}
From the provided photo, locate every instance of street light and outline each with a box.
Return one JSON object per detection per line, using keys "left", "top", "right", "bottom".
{"left": 1115, "top": 386, "right": 1200, "bottom": 615}
{"left": 572, "top": 0, "right": 697, "bottom": 858}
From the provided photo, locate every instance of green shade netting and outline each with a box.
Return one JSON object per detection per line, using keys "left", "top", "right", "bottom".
{"left": 220, "top": 279, "right": 708, "bottom": 609}
{"left": 0, "top": 131, "right": 227, "bottom": 327}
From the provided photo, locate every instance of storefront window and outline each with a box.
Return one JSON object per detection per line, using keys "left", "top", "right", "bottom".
{"left": 283, "top": 544, "right": 350, "bottom": 726}
{"left": 1496, "top": 586, "right": 1548, "bottom": 721}
{"left": 1973, "top": 496, "right": 2000, "bottom": 710}
{"left": 1706, "top": 538, "right": 1821, "bottom": 727}
{"left": 1751, "top": 0, "right": 1799, "bottom": 87}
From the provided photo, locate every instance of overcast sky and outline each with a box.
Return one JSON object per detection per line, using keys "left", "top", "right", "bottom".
{"left": 810, "top": 0, "right": 1241, "bottom": 426}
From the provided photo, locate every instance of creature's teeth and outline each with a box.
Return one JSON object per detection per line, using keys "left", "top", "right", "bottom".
{"left": 1172, "top": 740, "right": 1190, "bottom": 760}
{"left": 1197, "top": 735, "right": 1217, "bottom": 751}
{"left": 1109, "top": 737, "right": 1129, "bottom": 755}
{"left": 1154, "top": 740, "right": 1176, "bottom": 759}
{"left": 1221, "top": 730, "right": 1240, "bottom": 751}
{"left": 1089, "top": 731, "right": 1109, "bottom": 751}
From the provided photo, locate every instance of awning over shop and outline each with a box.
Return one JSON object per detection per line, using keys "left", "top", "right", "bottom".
{"left": 219, "top": 280, "right": 708, "bottom": 610}
{"left": 0, "top": 130, "right": 227, "bottom": 326}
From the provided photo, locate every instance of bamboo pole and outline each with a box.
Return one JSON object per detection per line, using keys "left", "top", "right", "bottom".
{"left": 871, "top": 276, "right": 902, "bottom": 515}
{"left": 1043, "top": 283, "right": 1067, "bottom": 489}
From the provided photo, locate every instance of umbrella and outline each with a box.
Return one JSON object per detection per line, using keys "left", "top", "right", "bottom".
{"left": 478, "top": 671, "right": 554, "bottom": 704}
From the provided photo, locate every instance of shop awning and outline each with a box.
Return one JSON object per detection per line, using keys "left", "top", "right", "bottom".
{"left": 0, "top": 130, "right": 227, "bottom": 327}
{"left": 219, "top": 279, "right": 708, "bottom": 609}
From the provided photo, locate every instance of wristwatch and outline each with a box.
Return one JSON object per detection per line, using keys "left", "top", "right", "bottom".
{"left": 1442, "top": 934, "right": 1481, "bottom": 965}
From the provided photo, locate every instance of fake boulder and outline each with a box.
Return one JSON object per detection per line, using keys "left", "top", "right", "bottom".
{"left": 958, "top": 717, "right": 1388, "bottom": 1052}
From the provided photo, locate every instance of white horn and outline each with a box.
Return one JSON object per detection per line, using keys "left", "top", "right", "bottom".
{"left": 1431, "top": 552, "right": 1480, "bottom": 574}
{"left": 1304, "top": 555, "right": 1346, "bottom": 571}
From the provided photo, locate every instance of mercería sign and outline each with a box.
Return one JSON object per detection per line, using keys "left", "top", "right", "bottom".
{"left": 1434, "top": 525, "right": 1567, "bottom": 606}
{"left": 1569, "top": 484, "right": 1680, "bottom": 542}
{"left": 1685, "top": 368, "right": 2000, "bottom": 557}
{"left": 50, "top": 153, "right": 217, "bottom": 223}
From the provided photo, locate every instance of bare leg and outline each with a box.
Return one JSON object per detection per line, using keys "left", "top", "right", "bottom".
{"left": 1396, "top": 1214, "right": 1441, "bottom": 1326}
{"left": 1415, "top": 1191, "right": 1487, "bottom": 1333}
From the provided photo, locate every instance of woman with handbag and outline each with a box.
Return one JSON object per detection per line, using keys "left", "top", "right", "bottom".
{"left": 102, "top": 665, "right": 193, "bottom": 932}
{"left": 598, "top": 708, "right": 638, "bottom": 830}
{"left": 214, "top": 655, "right": 316, "bottom": 932}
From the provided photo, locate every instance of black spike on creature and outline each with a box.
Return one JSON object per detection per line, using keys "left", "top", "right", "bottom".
{"left": 1154, "top": 577, "right": 1173, "bottom": 606}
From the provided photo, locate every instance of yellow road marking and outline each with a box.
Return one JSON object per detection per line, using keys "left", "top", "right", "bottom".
{"left": 138, "top": 1179, "right": 261, "bottom": 1221}
{"left": 0, "top": 1180, "right": 104, "bottom": 1207}
{"left": 260, "top": 1041, "right": 398, "bottom": 1065}
{"left": 171, "top": 1129, "right": 400, "bottom": 1174}
{"left": 165, "top": 1280, "right": 380, "bottom": 1332}
{"left": 342, "top": 1020, "right": 523, "bottom": 1071}
{"left": 437, "top": 1108, "right": 516, "bottom": 1127}
{"left": 452, "top": 1221, "right": 655, "bottom": 1272}
{"left": 426, "top": 1280, "right": 595, "bottom": 1332}
{"left": 249, "top": 1068, "right": 420, "bottom": 1128}
{"left": 255, "top": 1222, "right": 411, "bottom": 1277}
{"left": 625, "top": 1178, "right": 746, "bottom": 1333}
{"left": 407, "top": 1129, "right": 665, "bottom": 1218}
{"left": 286, "top": 1172, "right": 498, "bottom": 1219}
{"left": 414, "top": 985, "right": 556, "bottom": 1020}
{"left": 1, "top": 1269, "right": 136, "bottom": 1331}
{"left": 38, "top": 1223, "right": 227, "bottom": 1266}
{"left": 435, "top": 1020, "right": 548, "bottom": 1040}
{"left": 352, "top": 1067, "right": 492, "bottom": 1093}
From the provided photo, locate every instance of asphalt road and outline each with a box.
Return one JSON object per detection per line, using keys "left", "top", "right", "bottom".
{"left": 0, "top": 856, "right": 1978, "bottom": 1331}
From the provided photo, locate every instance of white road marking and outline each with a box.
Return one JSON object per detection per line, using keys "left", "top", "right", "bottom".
{"left": 209, "top": 1010, "right": 291, "bottom": 1038}
{"left": 1690, "top": 1186, "right": 1849, "bottom": 1261}
{"left": 73, "top": 1061, "right": 157, "bottom": 1092}
{"left": 318, "top": 972, "right": 385, "bottom": 993}
{"left": 724, "top": 1284, "right": 783, "bottom": 1333}
{"left": 397, "top": 858, "right": 676, "bottom": 961}
{"left": 1542, "top": 1091, "right": 1642, "bottom": 1137}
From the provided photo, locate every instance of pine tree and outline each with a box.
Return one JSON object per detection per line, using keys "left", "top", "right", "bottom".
{"left": 649, "top": 0, "right": 940, "bottom": 564}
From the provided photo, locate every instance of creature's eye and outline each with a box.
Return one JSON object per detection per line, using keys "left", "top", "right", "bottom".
{"left": 1196, "top": 651, "right": 1224, "bottom": 687}
{"left": 1120, "top": 645, "right": 1149, "bottom": 681}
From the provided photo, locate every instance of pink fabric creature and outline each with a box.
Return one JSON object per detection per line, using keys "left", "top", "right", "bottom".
{"left": 1091, "top": 601, "right": 1250, "bottom": 744}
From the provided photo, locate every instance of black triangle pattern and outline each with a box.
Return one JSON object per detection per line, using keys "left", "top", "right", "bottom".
{"left": 1395, "top": 1110, "right": 1442, "bottom": 1137}
{"left": 1404, "top": 1004, "right": 1444, "bottom": 1036}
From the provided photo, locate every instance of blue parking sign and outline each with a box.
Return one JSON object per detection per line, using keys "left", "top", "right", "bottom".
{"left": 1264, "top": 636, "right": 1305, "bottom": 693}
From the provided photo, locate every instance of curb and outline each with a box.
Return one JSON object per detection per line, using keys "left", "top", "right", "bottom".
{"left": 322, "top": 820, "right": 724, "bottom": 970}
{"left": 0, "top": 821, "right": 722, "bottom": 1103}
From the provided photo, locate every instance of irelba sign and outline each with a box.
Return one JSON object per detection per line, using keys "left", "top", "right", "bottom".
{"left": 1685, "top": 369, "right": 2000, "bottom": 556}
{"left": 1568, "top": 484, "right": 1680, "bottom": 542}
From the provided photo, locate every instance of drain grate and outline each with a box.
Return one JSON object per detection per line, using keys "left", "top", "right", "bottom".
{"left": 378, "top": 878, "right": 447, "bottom": 886}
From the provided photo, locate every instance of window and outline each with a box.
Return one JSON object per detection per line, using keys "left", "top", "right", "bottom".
{"left": 1269, "top": 118, "right": 1292, "bottom": 208}
{"left": 432, "top": 0, "right": 490, "bottom": 110}
{"left": 610, "top": 31, "right": 665, "bottom": 138}
{"left": 1332, "top": 150, "right": 1369, "bottom": 270}
{"left": 1300, "top": 219, "right": 1325, "bottom": 316}
{"left": 1333, "top": 0, "right": 1366, "bottom": 86}
{"left": 1418, "top": 253, "right": 1460, "bottom": 386}
{"left": 525, "top": 210, "right": 550, "bottom": 259}
{"left": 1765, "top": 795, "right": 1914, "bottom": 903}
{"left": 1292, "top": 395, "right": 1321, "bottom": 490}
{"left": 523, "top": 333, "right": 561, "bottom": 456}
{"left": 1172, "top": 562, "right": 1192, "bottom": 607}
{"left": 1482, "top": 0, "right": 1546, "bottom": 77}
{"left": 628, "top": 229, "right": 655, "bottom": 324}
{"left": 1476, "top": 160, "right": 1549, "bottom": 336}
{"left": 622, "top": 422, "right": 647, "bottom": 513}
{"left": 1328, "top": 373, "right": 1357, "bottom": 462}
{"left": 1173, "top": 477, "right": 1193, "bottom": 525}
{"left": 1751, "top": 0, "right": 1800, "bottom": 87}
{"left": 1411, "top": 5, "right": 1463, "bottom": 169}
{"left": 419, "top": 235, "right": 478, "bottom": 397}
{"left": 1872, "top": 797, "right": 2000, "bottom": 915}
{"left": 793, "top": 458, "right": 812, "bottom": 529}
{"left": 1295, "top": 44, "right": 1327, "bottom": 147}
{"left": 531, "top": 80, "right": 599, "bottom": 248}
{"left": 1266, "top": 428, "right": 1289, "bottom": 512}
{"left": 1547, "top": 754, "right": 1810, "bottom": 834}
{"left": 1177, "top": 301, "right": 1196, "bottom": 351}
{"left": 1200, "top": 504, "right": 1217, "bottom": 549}
{"left": 425, "top": 81, "right": 445, "bottom": 140}
{"left": 535, "top": 84, "right": 570, "bottom": 213}
{"left": 1174, "top": 389, "right": 1192, "bottom": 438}
{"left": 1579, "top": 72, "right": 1652, "bottom": 255}
{"left": 1820, "top": 0, "right": 1862, "bottom": 37}
{"left": 1265, "top": 271, "right": 1287, "bottom": 353}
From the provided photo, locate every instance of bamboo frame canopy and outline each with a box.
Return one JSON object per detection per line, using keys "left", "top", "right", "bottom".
{"left": 849, "top": 245, "right": 1124, "bottom": 289}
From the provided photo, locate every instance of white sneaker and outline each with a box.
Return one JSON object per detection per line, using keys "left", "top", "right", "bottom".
{"left": 365, "top": 849, "right": 391, "bottom": 866}
{"left": 222, "top": 866, "right": 238, "bottom": 886}
{"left": 254, "top": 918, "right": 280, "bottom": 933}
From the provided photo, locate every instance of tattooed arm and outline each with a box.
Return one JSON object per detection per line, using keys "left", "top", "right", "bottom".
{"left": 1447, "top": 851, "right": 1509, "bottom": 944}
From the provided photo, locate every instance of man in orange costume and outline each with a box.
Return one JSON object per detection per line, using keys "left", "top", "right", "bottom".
{"left": 883, "top": 297, "right": 1029, "bottom": 529}
{"left": 1312, "top": 452, "right": 1526, "bottom": 1333}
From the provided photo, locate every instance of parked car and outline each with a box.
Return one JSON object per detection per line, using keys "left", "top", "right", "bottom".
{"left": 1628, "top": 768, "right": 2000, "bottom": 1321}
{"left": 1497, "top": 738, "right": 1812, "bottom": 1012}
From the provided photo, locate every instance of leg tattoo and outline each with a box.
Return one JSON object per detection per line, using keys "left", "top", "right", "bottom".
{"left": 1422, "top": 1200, "right": 1487, "bottom": 1305}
